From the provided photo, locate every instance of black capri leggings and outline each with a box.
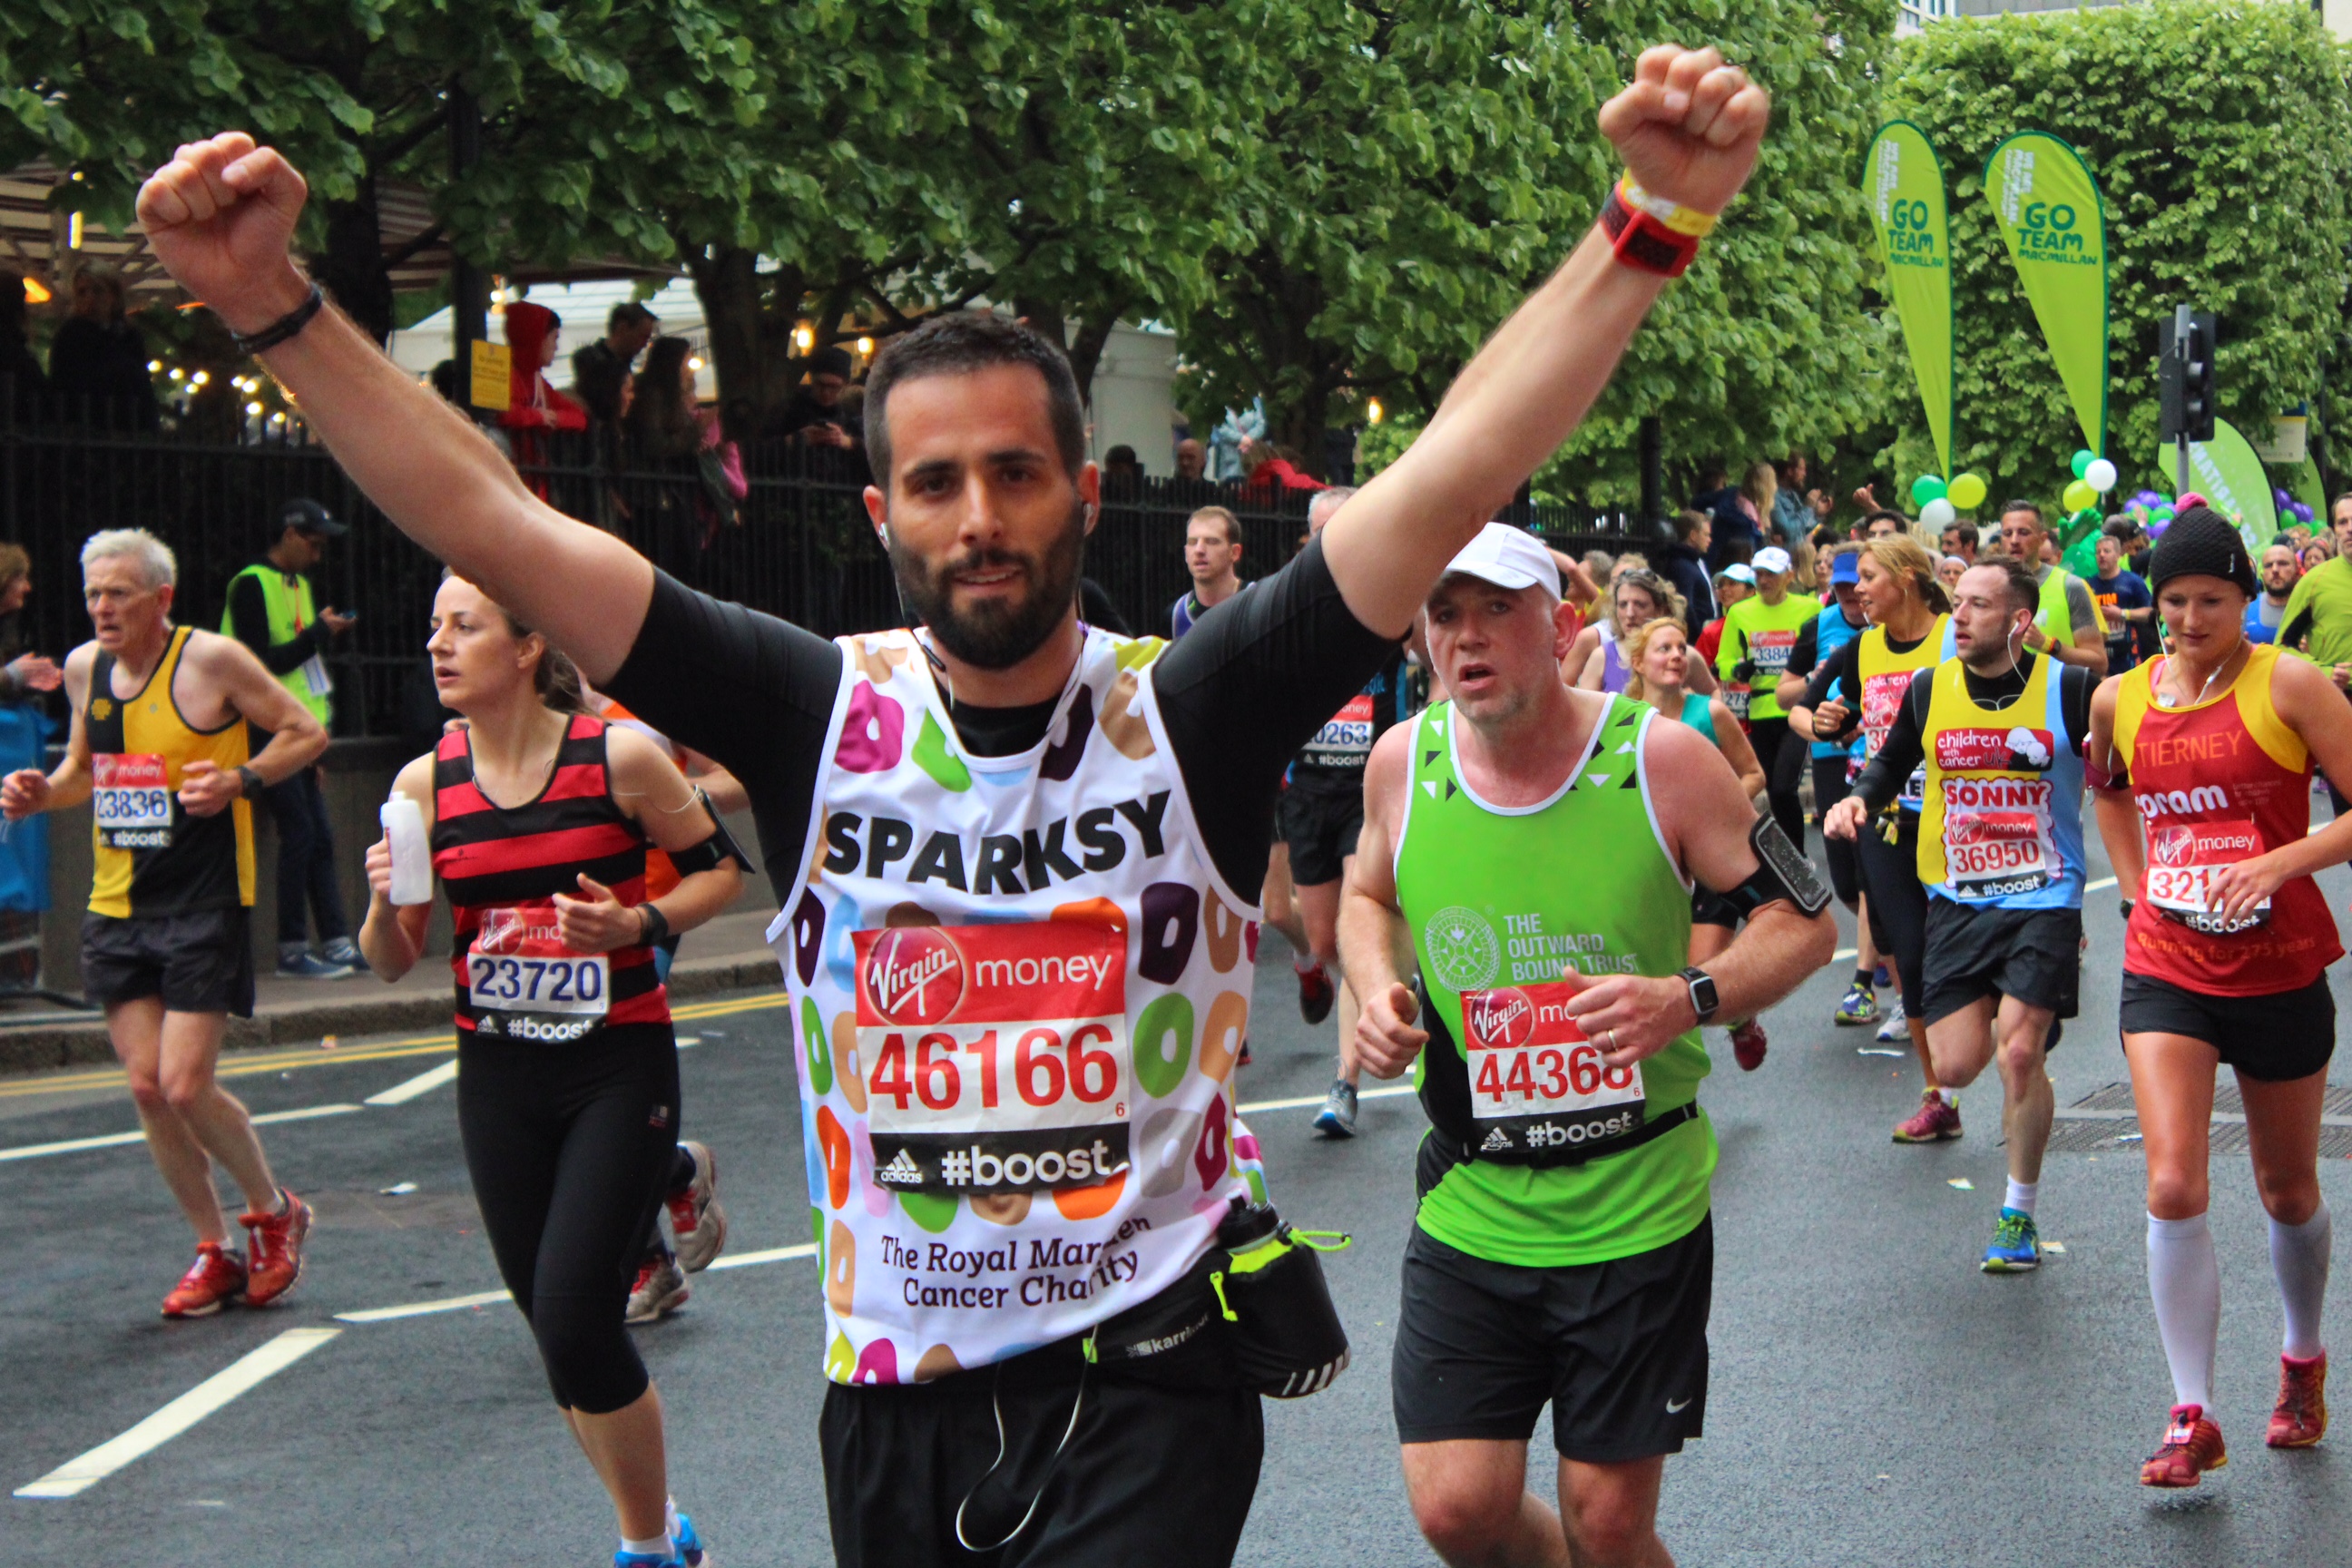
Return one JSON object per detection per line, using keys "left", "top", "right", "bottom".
{"left": 457, "top": 1024, "right": 681, "bottom": 1414}
{"left": 1810, "top": 756, "right": 1861, "bottom": 909}
{"left": 1854, "top": 811, "right": 1926, "bottom": 1016}
{"left": 1745, "top": 717, "right": 1809, "bottom": 854}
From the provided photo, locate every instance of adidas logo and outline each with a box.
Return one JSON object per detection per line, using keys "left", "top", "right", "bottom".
{"left": 1480, "top": 1128, "right": 1513, "bottom": 1152}
{"left": 877, "top": 1148, "right": 923, "bottom": 1185}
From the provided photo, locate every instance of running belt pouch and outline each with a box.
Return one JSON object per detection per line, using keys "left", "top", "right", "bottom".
{"left": 1207, "top": 1200, "right": 1352, "bottom": 1399}
{"left": 1088, "top": 1249, "right": 1240, "bottom": 1391}
{"left": 1414, "top": 980, "right": 1695, "bottom": 1170}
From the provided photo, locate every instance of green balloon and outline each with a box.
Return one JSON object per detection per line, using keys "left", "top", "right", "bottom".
{"left": 2063, "top": 534, "right": 2099, "bottom": 576}
{"left": 1909, "top": 475, "right": 1947, "bottom": 507}
{"left": 2070, "top": 448, "right": 2094, "bottom": 480}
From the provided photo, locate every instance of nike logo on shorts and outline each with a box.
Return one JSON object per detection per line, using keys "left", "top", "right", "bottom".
{"left": 1665, "top": 1395, "right": 1693, "bottom": 1414}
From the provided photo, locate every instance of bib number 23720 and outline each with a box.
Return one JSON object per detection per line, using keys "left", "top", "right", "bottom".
{"left": 854, "top": 921, "right": 1132, "bottom": 1195}
{"left": 468, "top": 903, "right": 610, "bottom": 1029}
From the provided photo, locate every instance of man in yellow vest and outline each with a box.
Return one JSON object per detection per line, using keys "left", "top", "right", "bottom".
{"left": 221, "top": 497, "right": 359, "bottom": 978}
{"left": 2, "top": 528, "right": 328, "bottom": 1317}
{"left": 1994, "top": 501, "right": 2109, "bottom": 676}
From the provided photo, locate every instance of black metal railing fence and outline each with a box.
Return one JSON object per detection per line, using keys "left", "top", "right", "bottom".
{"left": 0, "top": 397, "right": 1647, "bottom": 740}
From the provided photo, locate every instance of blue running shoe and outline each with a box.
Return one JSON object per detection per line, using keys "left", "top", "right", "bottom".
{"left": 673, "top": 1510, "right": 710, "bottom": 1568}
{"left": 1312, "top": 1081, "right": 1357, "bottom": 1139}
{"left": 1834, "top": 981, "right": 1879, "bottom": 1026}
{"left": 1872, "top": 962, "right": 1893, "bottom": 990}
{"left": 1981, "top": 1208, "right": 2041, "bottom": 1272}
{"left": 615, "top": 1553, "right": 670, "bottom": 1567}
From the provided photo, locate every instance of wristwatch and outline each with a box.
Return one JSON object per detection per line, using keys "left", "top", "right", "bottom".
{"left": 1678, "top": 965, "right": 1719, "bottom": 1025}
{"left": 235, "top": 765, "right": 265, "bottom": 799}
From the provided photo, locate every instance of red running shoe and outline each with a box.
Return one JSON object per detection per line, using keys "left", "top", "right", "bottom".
{"left": 1297, "top": 963, "right": 1335, "bottom": 1026}
{"left": 1892, "top": 1089, "right": 1963, "bottom": 1144}
{"left": 2141, "top": 1404, "right": 2228, "bottom": 1487}
{"left": 240, "top": 1189, "right": 311, "bottom": 1308}
{"left": 2268, "top": 1352, "right": 2328, "bottom": 1448}
{"left": 666, "top": 1141, "right": 728, "bottom": 1274}
{"left": 162, "top": 1242, "right": 248, "bottom": 1318}
{"left": 1729, "top": 1018, "right": 1767, "bottom": 1072}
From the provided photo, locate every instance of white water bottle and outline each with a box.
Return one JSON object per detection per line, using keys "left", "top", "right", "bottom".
{"left": 379, "top": 797, "right": 433, "bottom": 906}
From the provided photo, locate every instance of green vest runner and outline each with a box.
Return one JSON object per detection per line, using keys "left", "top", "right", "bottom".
{"left": 1716, "top": 592, "right": 1818, "bottom": 722}
{"left": 221, "top": 564, "right": 332, "bottom": 727}
{"left": 1396, "top": 694, "right": 1715, "bottom": 1268}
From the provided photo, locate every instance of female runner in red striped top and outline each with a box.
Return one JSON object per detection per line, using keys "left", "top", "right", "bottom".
{"left": 2088, "top": 509, "right": 2352, "bottom": 1491}
{"left": 359, "top": 574, "right": 742, "bottom": 1567}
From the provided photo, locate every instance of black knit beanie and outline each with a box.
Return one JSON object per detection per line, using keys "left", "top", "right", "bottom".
{"left": 2148, "top": 506, "right": 2258, "bottom": 595}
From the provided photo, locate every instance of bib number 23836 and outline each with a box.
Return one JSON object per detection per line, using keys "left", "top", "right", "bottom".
{"left": 1459, "top": 982, "right": 1642, "bottom": 1156}
{"left": 469, "top": 903, "right": 609, "bottom": 1034}
{"left": 854, "top": 921, "right": 1131, "bottom": 1195}
{"left": 93, "top": 753, "right": 172, "bottom": 850}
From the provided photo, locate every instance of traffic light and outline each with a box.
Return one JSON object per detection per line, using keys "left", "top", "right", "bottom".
{"left": 2159, "top": 306, "right": 2217, "bottom": 444}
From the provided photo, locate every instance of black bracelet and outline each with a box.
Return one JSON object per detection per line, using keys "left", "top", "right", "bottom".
{"left": 637, "top": 902, "right": 671, "bottom": 947}
{"left": 230, "top": 282, "right": 326, "bottom": 356}
{"left": 235, "top": 765, "right": 265, "bottom": 799}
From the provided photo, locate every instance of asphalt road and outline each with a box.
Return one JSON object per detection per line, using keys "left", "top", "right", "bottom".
{"left": 4, "top": 831, "right": 2348, "bottom": 1566}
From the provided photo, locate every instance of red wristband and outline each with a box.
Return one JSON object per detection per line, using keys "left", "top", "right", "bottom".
{"left": 1599, "top": 177, "right": 1711, "bottom": 278}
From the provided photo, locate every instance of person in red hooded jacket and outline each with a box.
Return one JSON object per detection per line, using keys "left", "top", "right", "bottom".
{"left": 499, "top": 302, "right": 587, "bottom": 497}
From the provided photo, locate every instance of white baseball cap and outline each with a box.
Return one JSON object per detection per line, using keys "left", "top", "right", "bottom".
{"left": 1752, "top": 545, "right": 1794, "bottom": 575}
{"left": 1719, "top": 563, "right": 1757, "bottom": 584}
{"left": 1439, "top": 523, "right": 1562, "bottom": 599}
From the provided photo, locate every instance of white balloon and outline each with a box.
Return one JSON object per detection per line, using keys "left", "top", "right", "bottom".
{"left": 1919, "top": 497, "right": 1957, "bottom": 529}
{"left": 2084, "top": 457, "right": 2118, "bottom": 493}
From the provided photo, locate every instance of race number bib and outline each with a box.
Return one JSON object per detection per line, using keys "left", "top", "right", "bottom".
{"left": 1936, "top": 728, "right": 2060, "bottom": 899}
{"left": 92, "top": 753, "right": 172, "bottom": 850}
{"left": 468, "top": 902, "right": 610, "bottom": 1034}
{"left": 2145, "top": 819, "right": 2269, "bottom": 935}
{"left": 1723, "top": 682, "right": 1750, "bottom": 722}
{"left": 1749, "top": 628, "right": 1799, "bottom": 681}
{"left": 853, "top": 921, "right": 1131, "bottom": 1195}
{"left": 1853, "top": 670, "right": 1927, "bottom": 808}
{"left": 1457, "top": 982, "right": 1643, "bottom": 1157}
{"left": 1301, "top": 692, "right": 1376, "bottom": 768}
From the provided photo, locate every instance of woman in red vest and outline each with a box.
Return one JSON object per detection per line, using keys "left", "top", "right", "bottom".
{"left": 359, "top": 573, "right": 743, "bottom": 1565}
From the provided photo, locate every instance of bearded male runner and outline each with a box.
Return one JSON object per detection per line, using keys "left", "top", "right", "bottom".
{"left": 135, "top": 41, "right": 1769, "bottom": 1564}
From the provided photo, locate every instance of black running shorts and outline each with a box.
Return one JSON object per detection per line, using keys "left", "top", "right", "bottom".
{"left": 81, "top": 906, "right": 256, "bottom": 1017}
{"left": 2119, "top": 971, "right": 2337, "bottom": 1083}
{"left": 1278, "top": 774, "right": 1365, "bottom": 887}
{"left": 1391, "top": 1217, "right": 1711, "bottom": 1464}
{"left": 819, "top": 1338, "right": 1263, "bottom": 1567}
{"left": 1855, "top": 812, "right": 1926, "bottom": 1016}
{"left": 1919, "top": 899, "right": 2080, "bottom": 1027}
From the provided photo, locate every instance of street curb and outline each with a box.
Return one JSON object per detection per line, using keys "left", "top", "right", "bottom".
{"left": 0, "top": 953, "right": 782, "bottom": 1077}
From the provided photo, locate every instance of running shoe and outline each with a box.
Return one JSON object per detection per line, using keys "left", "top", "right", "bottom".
{"left": 1981, "top": 1207, "right": 2041, "bottom": 1272}
{"left": 1312, "top": 1081, "right": 1358, "bottom": 1139}
{"left": 2268, "top": 1352, "right": 2328, "bottom": 1448}
{"left": 240, "top": 1188, "right": 312, "bottom": 1307}
{"left": 1296, "top": 962, "right": 1336, "bottom": 1026}
{"left": 1729, "top": 1017, "right": 1767, "bottom": 1072}
{"left": 1892, "top": 1089, "right": 1962, "bottom": 1144}
{"left": 2141, "top": 1404, "right": 2228, "bottom": 1487}
{"left": 320, "top": 936, "right": 370, "bottom": 975}
{"left": 614, "top": 1553, "right": 671, "bottom": 1567}
{"left": 162, "top": 1242, "right": 248, "bottom": 1318}
{"left": 666, "top": 1141, "right": 728, "bottom": 1273}
{"left": 627, "top": 1250, "right": 690, "bottom": 1324}
{"left": 275, "top": 948, "right": 353, "bottom": 981}
{"left": 1834, "top": 982, "right": 1879, "bottom": 1026}
{"left": 1872, "top": 962, "right": 1893, "bottom": 990}
{"left": 672, "top": 1507, "right": 712, "bottom": 1567}
{"left": 1875, "top": 997, "right": 1908, "bottom": 1044}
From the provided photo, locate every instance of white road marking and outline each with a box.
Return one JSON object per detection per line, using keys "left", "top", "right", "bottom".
{"left": 706, "top": 1242, "right": 817, "bottom": 1272}
{"left": 364, "top": 1060, "right": 458, "bottom": 1106}
{"left": 2086, "top": 876, "right": 2118, "bottom": 892}
{"left": 15, "top": 1328, "right": 340, "bottom": 1498}
{"left": 1833, "top": 948, "right": 1857, "bottom": 962}
{"left": 0, "top": 1103, "right": 360, "bottom": 1163}
{"left": 335, "top": 1289, "right": 512, "bottom": 1324}
{"left": 1239, "top": 1085, "right": 1418, "bottom": 1115}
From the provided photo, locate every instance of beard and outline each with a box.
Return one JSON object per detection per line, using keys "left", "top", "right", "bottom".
{"left": 890, "top": 501, "right": 1087, "bottom": 671}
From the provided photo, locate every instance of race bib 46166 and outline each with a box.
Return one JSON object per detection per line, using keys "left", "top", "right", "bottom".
{"left": 854, "top": 922, "right": 1132, "bottom": 1195}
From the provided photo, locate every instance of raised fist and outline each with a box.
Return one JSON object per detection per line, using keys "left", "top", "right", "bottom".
{"left": 1596, "top": 45, "right": 1770, "bottom": 218}
{"left": 134, "top": 133, "right": 313, "bottom": 338}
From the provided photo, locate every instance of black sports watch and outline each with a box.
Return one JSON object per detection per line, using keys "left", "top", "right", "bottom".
{"left": 1678, "top": 965, "right": 1720, "bottom": 1025}
{"left": 235, "top": 765, "right": 265, "bottom": 799}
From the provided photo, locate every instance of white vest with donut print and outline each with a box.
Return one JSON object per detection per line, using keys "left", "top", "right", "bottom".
{"left": 769, "top": 626, "right": 1266, "bottom": 1384}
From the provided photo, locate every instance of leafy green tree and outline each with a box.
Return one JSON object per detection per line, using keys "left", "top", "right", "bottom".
{"left": 1174, "top": 0, "right": 1890, "bottom": 493}
{"left": 1883, "top": 2, "right": 2352, "bottom": 503}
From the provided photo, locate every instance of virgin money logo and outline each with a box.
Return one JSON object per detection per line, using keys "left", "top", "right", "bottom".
{"left": 862, "top": 926, "right": 965, "bottom": 1025}
{"left": 477, "top": 903, "right": 563, "bottom": 955}
{"left": 2150, "top": 825, "right": 2195, "bottom": 868}
{"left": 1465, "top": 987, "right": 1535, "bottom": 1051}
